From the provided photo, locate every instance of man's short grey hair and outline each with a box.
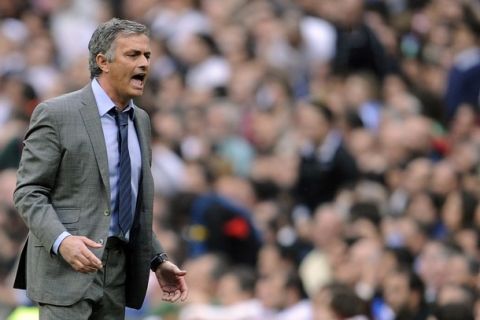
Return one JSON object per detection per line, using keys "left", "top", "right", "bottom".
{"left": 88, "top": 18, "right": 149, "bottom": 79}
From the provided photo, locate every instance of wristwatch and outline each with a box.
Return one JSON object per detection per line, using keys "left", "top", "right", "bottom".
{"left": 150, "top": 253, "right": 169, "bottom": 272}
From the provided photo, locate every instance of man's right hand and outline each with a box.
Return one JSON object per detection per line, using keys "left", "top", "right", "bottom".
{"left": 58, "top": 236, "right": 103, "bottom": 273}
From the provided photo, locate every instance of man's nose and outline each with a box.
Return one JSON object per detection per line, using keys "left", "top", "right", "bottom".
{"left": 139, "top": 55, "right": 149, "bottom": 69}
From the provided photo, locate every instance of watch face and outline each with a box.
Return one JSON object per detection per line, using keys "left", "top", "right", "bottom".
{"left": 159, "top": 253, "right": 168, "bottom": 263}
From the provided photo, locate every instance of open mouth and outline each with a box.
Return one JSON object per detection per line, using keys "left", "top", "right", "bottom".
{"left": 131, "top": 73, "right": 146, "bottom": 88}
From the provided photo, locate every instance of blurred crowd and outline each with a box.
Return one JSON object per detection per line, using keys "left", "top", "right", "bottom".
{"left": 1, "top": 0, "right": 480, "bottom": 319}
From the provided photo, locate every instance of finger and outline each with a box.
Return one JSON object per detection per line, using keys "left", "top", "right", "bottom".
{"left": 76, "top": 253, "right": 94, "bottom": 267}
{"left": 162, "top": 286, "right": 176, "bottom": 299}
{"left": 81, "top": 248, "right": 103, "bottom": 268}
{"left": 79, "top": 265, "right": 97, "bottom": 273}
{"left": 162, "top": 291, "right": 172, "bottom": 302}
{"left": 74, "top": 250, "right": 101, "bottom": 271}
{"left": 72, "top": 261, "right": 96, "bottom": 273}
{"left": 171, "top": 289, "right": 181, "bottom": 303}
{"left": 178, "top": 278, "right": 188, "bottom": 302}
{"left": 85, "top": 252, "right": 103, "bottom": 269}
{"left": 180, "top": 286, "right": 189, "bottom": 302}
{"left": 72, "top": 260, "right": 93, "bottom": 273}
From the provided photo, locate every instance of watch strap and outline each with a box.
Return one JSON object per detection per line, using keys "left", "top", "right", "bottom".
{"left": 150, "top": 252, "right": 168, "bottom": 272}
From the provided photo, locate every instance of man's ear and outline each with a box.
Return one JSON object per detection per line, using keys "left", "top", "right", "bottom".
{"left": 96, "top": 53, "right": 109, "bottom": 73}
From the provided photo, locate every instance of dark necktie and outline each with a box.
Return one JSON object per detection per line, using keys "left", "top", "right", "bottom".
{"left": 110, "top": 108, "right": 133, "bottom": 236}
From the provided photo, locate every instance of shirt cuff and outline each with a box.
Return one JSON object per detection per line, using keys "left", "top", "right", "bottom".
{"left": 52, "top": 231, "right": 71, "bottom": 255}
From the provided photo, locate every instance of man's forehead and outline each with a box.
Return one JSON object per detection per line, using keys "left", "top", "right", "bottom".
{"left": 115, "top": 33, "right": 151, "bottom": 48}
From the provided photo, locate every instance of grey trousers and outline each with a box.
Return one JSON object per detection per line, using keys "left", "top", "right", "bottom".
{"left": 39, "top": 238, "right": 127, "bottom": 320}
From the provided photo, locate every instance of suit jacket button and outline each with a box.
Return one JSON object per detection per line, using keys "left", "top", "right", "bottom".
{"left": 98, "top": 239, "right": 104, "bottom": 245}
{"left": 104, "top": 209, "right": 110, "bottom": 216}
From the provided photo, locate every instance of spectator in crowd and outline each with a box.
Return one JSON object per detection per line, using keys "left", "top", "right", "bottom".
{"left": 168, "top": 185, "right": 262, "bottom": 266}
{"left": 331, "top": 0, "right": 394, "bottom": 79}
{"left": 172, "top": 253, "right": 227, "bottom": 319}
{"left": 432, "top": 303, "right": 475, "bottom": 320}
{"left": 313, "top": 281, "right": 369, "bottom": 320}
{"left": 444, "top": 2, "right": 480, "bottom": 121}
{"left": 299, "top": 204, "right": 344, "bottom": 297}
{"left": 179, "top": 265, "right": 262, "bottom": 320}
{"left": 344, "top": 72, "right": 383, "bottom": 132}
{"left": 256, "top": 269, "right": 312, "bottom": 319}
{"left": 216, "top": 266, "right": 258, "bottom": 309}
{"left": 374, "top": 266, "right": 429, "bottom": 320}
{"left": 441, "top": 189, "right": 478, "bottom": 237}
{"left": 0, "top": 75, "right": 34, "bottom": 171}
{"left": 436, "top": 283, "right": 476, "bottom": 308}
{"left": 256, "top": 242, "right": 297, "bottom": 280}
{"left": 179, "top": 32, "right": 230, "bottom": 102}
{"left": 204, "top": 99, "right": 254, "bottom": 177}
{"left": 293, "top": 100, "right": 359, "bottom": 214}
{"left": 416, "top": 240, "right": 451, "bottom": 303}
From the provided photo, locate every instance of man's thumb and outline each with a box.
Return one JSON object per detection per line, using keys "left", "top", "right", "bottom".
{"left": 175, "top": 269, "right": 187, "bottom": 277}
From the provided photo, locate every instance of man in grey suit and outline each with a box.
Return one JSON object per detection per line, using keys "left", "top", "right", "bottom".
{"left": 13, "top": 18, "right": 188, "bottom": 319}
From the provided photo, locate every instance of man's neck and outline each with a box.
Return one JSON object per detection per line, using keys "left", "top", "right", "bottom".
{"left": 96, "top": 77, "right": 129, "bottom": 109}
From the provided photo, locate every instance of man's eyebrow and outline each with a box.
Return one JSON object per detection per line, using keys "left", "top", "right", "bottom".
{"left": 125, "top": 49, "right": 141, "bottom": 54}
{"left": 125, "top": 49, "right": 151, "bottom": 55}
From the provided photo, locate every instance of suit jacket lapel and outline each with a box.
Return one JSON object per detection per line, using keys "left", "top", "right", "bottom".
{"left": 133, "top": 110, "right": 150, "bottom": 187}
{"left": 132, "top": 109, "right": 151, "bottom": 240}
{"left": 78, "top": 85, "right": 111, "bottom": 199}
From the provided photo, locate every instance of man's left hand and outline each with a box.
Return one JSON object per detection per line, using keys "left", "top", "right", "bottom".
{"left": 155, "top": 261, "right": 188, "bottom": 303}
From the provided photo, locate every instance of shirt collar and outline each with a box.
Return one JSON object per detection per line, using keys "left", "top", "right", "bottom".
{"left": 454, "top": 47, "right": 480, "bottom": 70}
{"left": 300, "top": 130, "right": 342, "bottom": 163}
{"left": 91, "top": 78, "right": 135, "bottom": 118}
{"left": 317, "top": 130, "right": 341, "bottom": 163}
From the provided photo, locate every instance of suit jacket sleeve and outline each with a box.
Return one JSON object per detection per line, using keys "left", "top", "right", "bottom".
{"left": 152, "top": 236, "right": 164, "bottom": 257}
{"left": 14, "top": 102, "right": 68, "bottom": 252}
{"left": 141, "top": 111, "right": 165, "bottom": 257}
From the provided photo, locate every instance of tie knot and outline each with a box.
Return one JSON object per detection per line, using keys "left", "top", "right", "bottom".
{"left": 109, "top": 107, "right": 131, "bottom": 126}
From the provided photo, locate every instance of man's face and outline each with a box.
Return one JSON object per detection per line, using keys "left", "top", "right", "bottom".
{"left": 102, "top": 33, "right": 151, "bottom": 105}
{"left": 295, "top": 104, "right": 330, "bottom": 146}
{"left": 217, "top": 274, "right": 244, "bottom": 306}
{"left": 383, "top": 272, "right": 410, "bottom": 312}
{"left": 256, "top": 271, "right": 287, "bottom": 310}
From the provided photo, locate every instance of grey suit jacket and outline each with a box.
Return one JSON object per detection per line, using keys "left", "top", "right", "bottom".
{"left": 13, "top": 85, "right": 163, "bottom": 309}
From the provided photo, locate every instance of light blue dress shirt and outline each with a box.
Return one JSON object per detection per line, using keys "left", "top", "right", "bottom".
{"left": 53, "top": 79, "right": 142, "bottom": 253}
